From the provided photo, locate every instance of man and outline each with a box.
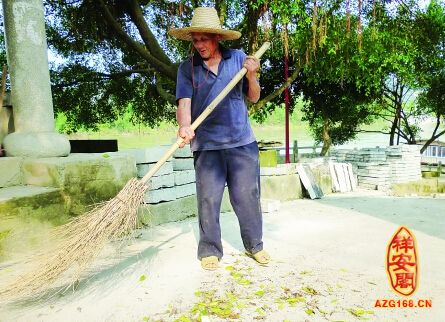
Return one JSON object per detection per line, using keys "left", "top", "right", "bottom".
{"left": 169, "top": 7, "right": 270, "bottom": 270}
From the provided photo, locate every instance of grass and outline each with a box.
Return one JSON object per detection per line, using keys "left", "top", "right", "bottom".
{"left": 67, "top": 122, "right": 314, "bottom": 150}
{"left": 62, "top": 106, "right": 390, "bottom": 151}
{"left": 65, "top": 107, "right": 314, "bottom": 150}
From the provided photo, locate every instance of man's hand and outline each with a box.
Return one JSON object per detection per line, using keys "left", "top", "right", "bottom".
{"left": 244, "top": 55, "right": 261, "bottom": 103}
{"left": 177, "top": 125, "right": 195, "bottom": 148}
{"left": 244, "top": 55, "right": 260, "bottom": 79}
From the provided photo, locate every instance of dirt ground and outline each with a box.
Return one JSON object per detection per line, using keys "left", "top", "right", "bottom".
{"left": 1, "top": 189, "right": 444, "bottom": 322}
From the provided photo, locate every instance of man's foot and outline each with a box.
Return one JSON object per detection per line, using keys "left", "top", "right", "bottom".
{"left": 201, "top": 256, "right": 219, "bottom": 270}
{"left": 246, "top": 250, "right": 271, "bottom": 265}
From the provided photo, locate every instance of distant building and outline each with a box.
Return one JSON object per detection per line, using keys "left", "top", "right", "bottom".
{"left": 417, "top": 140, "right": 445, "bottom": 164}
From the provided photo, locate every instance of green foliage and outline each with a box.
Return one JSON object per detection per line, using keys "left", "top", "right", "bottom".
{"left": 300, "top": 76, "right": 375, "bottom": 147}
{"left": 0, "top": 0, "right": 443, "bottom": 148}
{"left": 415, "top": 1, "right": 445, "bottom": 125}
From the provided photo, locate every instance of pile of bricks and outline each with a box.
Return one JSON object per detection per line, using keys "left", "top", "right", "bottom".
{"left": 124, "top": 145, "right": 196, "bottom": 204}
{"left": 331, "top": 145, "right": 421, "bottom": 190}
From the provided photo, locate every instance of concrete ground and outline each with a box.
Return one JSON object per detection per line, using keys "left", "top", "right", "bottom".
{"left": 1, "top": 189, "right": 444, "bottom": 322}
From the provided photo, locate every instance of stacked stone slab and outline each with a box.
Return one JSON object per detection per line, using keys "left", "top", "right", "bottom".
{"left": 172, "top": 145, "right": 196, "bottom": 200}
{"left": 331, "top": 145, "right": 421, "bottom": 190}
{"left": 386, "top": 145, "right": 422, "bottom": 183}
{"left": 124, "top": 145, "right": 196, "bottom": 204}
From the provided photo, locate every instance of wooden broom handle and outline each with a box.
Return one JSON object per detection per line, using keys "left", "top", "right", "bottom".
{"left": 141, "top": 42, "right": 271, "bottom": 184}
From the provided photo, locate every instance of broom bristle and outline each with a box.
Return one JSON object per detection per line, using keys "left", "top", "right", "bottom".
{"left": 0, "top": 177, "right": 148, "bottom": 300}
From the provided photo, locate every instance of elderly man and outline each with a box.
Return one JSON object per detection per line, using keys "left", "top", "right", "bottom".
{"left": 169, "top": 7, "right": 270, "bottom": 270}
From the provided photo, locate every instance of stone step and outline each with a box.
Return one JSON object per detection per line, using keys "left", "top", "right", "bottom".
{"left": 0, "top": 185, "right": 67, "bottom": 263}
{"left": 0, "top": 185, "right": 66, "bottom": 221}
{"left": 0, "top": 185, "right": 61, "bottom": 203}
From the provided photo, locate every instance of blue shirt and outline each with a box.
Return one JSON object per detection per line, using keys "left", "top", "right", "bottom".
{"left": 176, "top": 48, "right": 256, "bottom": 152}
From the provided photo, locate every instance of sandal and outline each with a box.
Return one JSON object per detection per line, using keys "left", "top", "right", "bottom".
{"left": 246, "top": 250, "right": 271, "bottom": 265}
{"left": 201, "top": 256, "right": 219, "bottom": 270}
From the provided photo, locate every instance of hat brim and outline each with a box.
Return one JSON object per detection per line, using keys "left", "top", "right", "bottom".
{"left": 169, "top": 27, "right": 241, "bottom": 41}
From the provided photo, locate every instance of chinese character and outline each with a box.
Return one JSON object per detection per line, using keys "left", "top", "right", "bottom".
{"left": 391, "top": 236, "right": 414, "bottom": 253}
{"left": 389, "top": 253, "right": 416, "bottom": 271}
{"left": 395, "top": 272, "right": 414, "bottom": 289}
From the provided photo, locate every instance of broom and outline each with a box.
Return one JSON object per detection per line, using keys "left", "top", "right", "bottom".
{"left": 0, "top": 42, "right": 270, "bottom": 299}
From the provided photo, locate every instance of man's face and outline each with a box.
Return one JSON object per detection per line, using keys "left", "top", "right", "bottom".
{"left": 191, "top": 32, "right": 220, "bottom": 60}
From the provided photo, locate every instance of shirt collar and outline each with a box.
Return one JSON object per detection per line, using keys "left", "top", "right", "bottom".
{"left": 192, "top": 45, "right": 231, "bottom": 66}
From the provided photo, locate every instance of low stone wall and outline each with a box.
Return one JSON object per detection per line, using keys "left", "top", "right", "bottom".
{"left": 260, "top": 161, "right": 333, "bottom": 203}
{"left": 125, "top": 145, "right": 234, "bottom": 225}
{"left": 0, "top": 147, "right": 334, "bottom": 226}
{"left": 0, "top": 152, "right": 136, "bottom": 217}
{"left": 331, "top": 145, "right": 421, "bottom": 190}
{"left": 123, "top": 145, "right": 197, "bottom": 204}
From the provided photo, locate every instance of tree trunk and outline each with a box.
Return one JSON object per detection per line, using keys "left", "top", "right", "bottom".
{"left": 389, "top": 110, "right": 398, "bottom": 145}
{"left": 320, "top": 117, "right": 332, "bottom": 156}
{"left": 420, "top": 116, "right": 445, "bottom": 154}
{"left": 246, "top": 2, "right": 263, "bottom": 53}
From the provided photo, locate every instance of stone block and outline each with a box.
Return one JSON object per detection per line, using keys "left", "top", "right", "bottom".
{"left": 0, "top": 186, "right": 69, "bottom": 224}
{"left": 391, "top": 179, "right": 438, "bottom": 196}
{"left": 137, "top": 161, "right": 173, "bottom": 178}
{"left": 172, "top": 158, "right": 194, "bottom": 171}
{"left": 259, "top": 150, "right": 277, "bottom": 167}
{"left": 174, "top": 170, "right": 195, "bottom": 185}
{"left": 138, "top": 194, "right": 198, "bottom": 226}
{"left": 0, "top": 186, "right": 70, "bottom": 261}
{"left": 175, "top": 183, "right": 196, "bottom": 199}
{"left": 144, "top": 186, "right": 176, "bottom": 204}
{"left": 139, "top": 189, "right": 233, "bottom": 226}
{"left": 311, "top": 164, "right": 333, "bottom": 195}
{"left": 122, "top": 146, "right": 171, "bottom": 164}
{"left": 0, "top": 157, "right": 23, "bottom": 188}
{"left": 174, "top": 145, "right": 193, "bottom": 158}
{"left": 147, "top": 173, "right": 175, "bottom": 190}
{"left": 22, "top": 153, "right": 136, "bottom": 202}
{"left": 261, "top": 174, "right": 303, "bottom": 201}
{"left": 260, "top": 164, "right": 296, "bottom": 176}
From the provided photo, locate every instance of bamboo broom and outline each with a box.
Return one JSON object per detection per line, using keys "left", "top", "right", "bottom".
{"left": 0, "top": 42, "right": 270, "bottom": 299}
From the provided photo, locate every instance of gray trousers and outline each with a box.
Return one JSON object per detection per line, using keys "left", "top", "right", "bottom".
{"left": 193, "top": 141, "right": 264, "bottom": 260}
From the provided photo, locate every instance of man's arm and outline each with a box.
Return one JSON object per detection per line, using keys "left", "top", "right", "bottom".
{"left": 244, "top": 55, "right": 261, "bottom": 103}
{"left": 176, "top": 98, "right": 195, "bottom": 148}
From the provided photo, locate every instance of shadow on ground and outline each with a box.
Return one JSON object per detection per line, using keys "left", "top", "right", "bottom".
{"left": 314, "top": 195, "right": 445, "bottom": 240}
{"left": 1, "top": 222, "right": 194, "bottom": 312}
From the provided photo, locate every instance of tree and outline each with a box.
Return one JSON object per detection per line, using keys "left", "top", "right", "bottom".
{"left": 1, "top": 0, "right": 442, "bottom": 153}
{"left": 414, "top": 0, "right": 445, "bottom": 152}
{"left": 357, "top": 0, "right": 445, "bottom": 151}
{"left": 38, "top": 0, "right": 317, "bottom": 132}
{"left": 43, "top": 0, "right": 343, "bottom": 133}
{"left": 300, "top": 76, "right": 375, "bottom": 155}
{"left": 294, "top": 4, "right": 381, "bottom": 155}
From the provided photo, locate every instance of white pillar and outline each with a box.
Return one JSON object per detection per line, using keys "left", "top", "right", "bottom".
{"left": 2, "top": 0, "right": 70, "bottom": 157}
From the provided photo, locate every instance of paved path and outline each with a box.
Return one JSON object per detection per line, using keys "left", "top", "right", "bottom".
{"left": 1, "top": 190, "right": 444, "bottom": 321}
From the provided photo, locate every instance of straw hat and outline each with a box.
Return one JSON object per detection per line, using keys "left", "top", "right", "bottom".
{"left": 169, "top": 7, "right": 241, "bottom": 41}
